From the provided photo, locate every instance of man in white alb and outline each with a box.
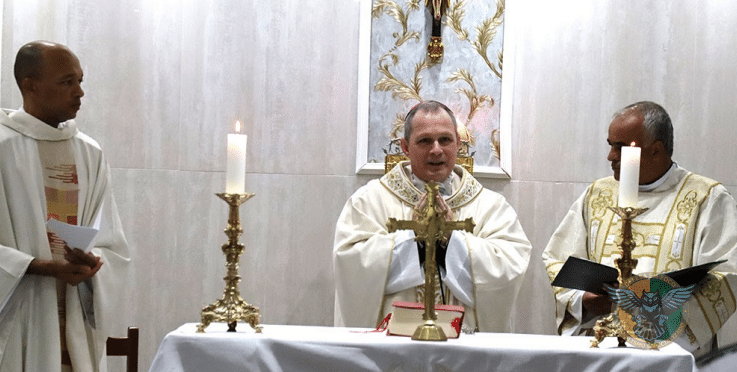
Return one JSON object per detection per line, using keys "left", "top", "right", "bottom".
{"left": 334, "top": 100, "right": 532, "bottom": 332}
{"left": 543, "top": 101, "right": 737, "bottom": 355}
{"left": 0, "top": 41, "right": 130, "bottom": 371}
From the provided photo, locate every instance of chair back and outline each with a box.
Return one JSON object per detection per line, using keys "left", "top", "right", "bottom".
{"left": 384, "top": 153, "right": 474, "bottom": 174}
{"left": 107, "top": 327, "right": 139, "bottom": 372}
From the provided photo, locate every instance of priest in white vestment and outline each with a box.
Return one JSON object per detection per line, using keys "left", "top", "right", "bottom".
{"left": 0, "top": 41, "right": 130, "bottom": 372}
{"left": 543, "top": 101, "right": 737, "bottom": 355}
{"left": 334, "top": 101, "right": 532, "bottom": 332}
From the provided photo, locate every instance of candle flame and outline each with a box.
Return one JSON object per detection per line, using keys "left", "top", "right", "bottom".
{"left": 630, "top": 141, "right": 636, "bottom": 147}
{"left": 235, "top": 120, "right": 241, "bottom": 133}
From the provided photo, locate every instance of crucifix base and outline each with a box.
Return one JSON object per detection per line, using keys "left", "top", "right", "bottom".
{"left": 412, "top": 319, "right": 447, "bottom": 341}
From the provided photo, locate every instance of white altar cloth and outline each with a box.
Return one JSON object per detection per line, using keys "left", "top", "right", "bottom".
{"left": 149, "top": 323, "right": 695, "bottom": 372}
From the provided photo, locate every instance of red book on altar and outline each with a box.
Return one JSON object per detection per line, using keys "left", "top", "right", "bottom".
{"left": 386, "top": 301, "right": 465, "bottom": 338}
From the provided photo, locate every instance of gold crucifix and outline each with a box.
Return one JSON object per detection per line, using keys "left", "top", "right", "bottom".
{"left": 387, "top": 182, "right": 475, "bottom": 341}
{"left": 426, "top": 0, "right": 450, "bottom": 61}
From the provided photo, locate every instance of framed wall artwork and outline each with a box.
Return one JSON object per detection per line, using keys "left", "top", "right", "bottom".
{"left": 356, "top": 0, "right": 515, "bottom": 178}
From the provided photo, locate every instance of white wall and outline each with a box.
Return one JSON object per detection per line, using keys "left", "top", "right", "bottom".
{"left": 2, "top": 0, "right": 737, "bottom": 369}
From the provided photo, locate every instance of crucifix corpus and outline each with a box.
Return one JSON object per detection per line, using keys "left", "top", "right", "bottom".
{"left": 426, "top": 0, "right": 450, "bottom": 61}
{"left": 387, "top": 182, "right": 475, "bottom": 341}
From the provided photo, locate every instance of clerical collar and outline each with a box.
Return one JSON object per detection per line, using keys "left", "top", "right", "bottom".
{"left": 404, "top": 164, "right": 457, "bottom": 197}
{"left": 639, "top": 162, "right": 677, "bottom": 192}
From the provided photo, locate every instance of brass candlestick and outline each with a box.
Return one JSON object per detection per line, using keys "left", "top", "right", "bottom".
{"left": 387, "top": 183, "right": 475, "bottom": 341}
{"left": 196, "top": 192, "right": 261, "bottom": 333}
{"left": 590, "top": 206, "right": 648, "bottom": 348}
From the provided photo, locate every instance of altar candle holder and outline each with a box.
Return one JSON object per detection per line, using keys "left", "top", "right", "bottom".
{"left": 590, "top": 206, "right": 648, "bottom": 348}
{"left": 196, "top": 192, "right": 262, "bottom": 333}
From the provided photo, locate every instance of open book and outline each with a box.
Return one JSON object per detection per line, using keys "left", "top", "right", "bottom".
{"left": 387, "top": 301, "right": 465, "bottom": 338}
{"left": 551, "top": 256, "right": 727, "bottom": 294}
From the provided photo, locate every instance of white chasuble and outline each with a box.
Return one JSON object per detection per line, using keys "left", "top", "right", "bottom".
{"left": 334, "top": 162, "right": 532, "bottom": 333}
{"left": 0, "top": 109, "right": 131, "bottom": 372}
{"left": 543, "top": 166, "right": 737, "bottom": 350}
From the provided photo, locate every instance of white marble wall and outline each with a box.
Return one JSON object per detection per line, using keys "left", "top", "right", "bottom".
{"left": 3, "top": 0, "right": 737, "bottom": 369}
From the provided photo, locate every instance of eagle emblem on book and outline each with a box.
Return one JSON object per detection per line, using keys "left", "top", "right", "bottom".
{"left": 604, "top": 283, "right": 695, "bottom": 342}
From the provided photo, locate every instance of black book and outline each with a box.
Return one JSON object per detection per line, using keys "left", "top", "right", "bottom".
{"left": 551, "top": 256, "right": 727, "bottom": 295}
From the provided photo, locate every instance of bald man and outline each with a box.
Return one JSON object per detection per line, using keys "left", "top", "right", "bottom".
{"left": 0, "top": 41, "right": 130, "bottom": 372}
{"left": 543, "top": 101, "right": 737, "bottom": 355}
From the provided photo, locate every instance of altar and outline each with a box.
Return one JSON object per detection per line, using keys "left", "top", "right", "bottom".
{"left": 149, "top": 323, "right": 696, "bottom": 371}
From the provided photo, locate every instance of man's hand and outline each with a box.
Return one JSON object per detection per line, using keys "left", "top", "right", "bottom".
{"left": 413, "top": 192, "right": 454, "bottom": 221}
{"left": 413, "top": 192, "right": 455, "bottom": 242}
{"left": 413, "top": 193, "right": 429, "bottom": 221}
{"left": 54, "top": 259, "right": 102, "bottom": 286}
{"left": 27, "top": 248, "right": 103, "bottom": 286}
{"left": 582, "top": 291, "right": 614, "bottom": 316}
{"left": 64, "top": 246, "right": 99, "bottom": 268}
{"left": 434, "top": 193, "right": 453, "bottom": 221}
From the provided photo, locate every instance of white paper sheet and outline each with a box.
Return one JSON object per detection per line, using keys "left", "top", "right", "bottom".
{"left": 45, "top": 219, "right": 99, "bottom": 252}
{"left": 45, "top": 218, "right": 100, "bottom": 328}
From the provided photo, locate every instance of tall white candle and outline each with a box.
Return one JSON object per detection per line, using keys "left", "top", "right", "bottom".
{"left": 225, "top": 120, "right": 247, "bottom": 194}
{"left": 619, "top": 143, "right": 640, "bottom": 208}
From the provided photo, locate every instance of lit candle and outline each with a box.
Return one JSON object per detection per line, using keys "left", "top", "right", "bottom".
{"left": 225, "top": 120, "right": 247, "bottom": 194}
{"left": 619, "top": 142, "right": 640, "bottom": 208}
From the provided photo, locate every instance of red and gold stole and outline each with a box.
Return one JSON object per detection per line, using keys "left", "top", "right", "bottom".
{"left": 39, "top": 140, "right": 79, "bottom": 369}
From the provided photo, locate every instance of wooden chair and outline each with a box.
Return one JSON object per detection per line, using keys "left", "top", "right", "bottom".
{"left": 107, "top": 327, "right": 139, "bottom": 372}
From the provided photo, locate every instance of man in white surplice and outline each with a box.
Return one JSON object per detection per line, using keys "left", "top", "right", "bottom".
{"left": 543, "top": 101, "right": 737, "bottom": 355}
{"left": 334, "top": 101, "right": 532, "bottom": 332}
{"left": 0, "top": 41, "right": 130, "bottom": 371}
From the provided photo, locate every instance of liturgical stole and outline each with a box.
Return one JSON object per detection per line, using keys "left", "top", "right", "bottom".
{"left": 39, "top": 139, "right": 79, "bottom": 369}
